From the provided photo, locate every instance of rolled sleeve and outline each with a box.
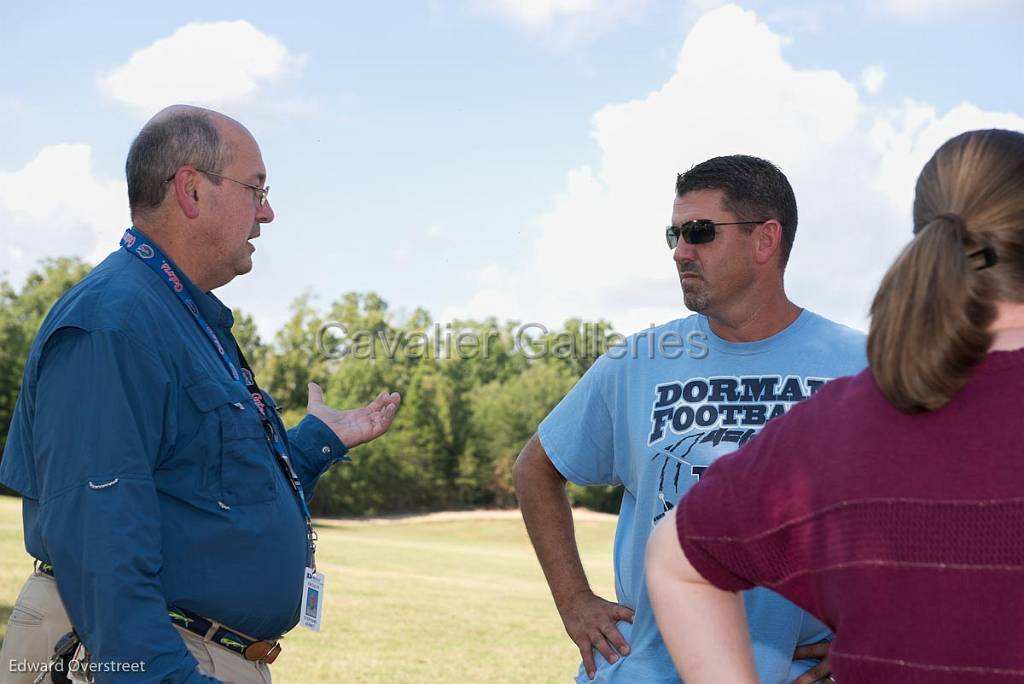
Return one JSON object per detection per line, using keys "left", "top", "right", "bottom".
{"left": 33, "top": 327, "right": 217, "bottom": 683}
{"left": 287, "top": 414, "right": 349, "bottom": 496}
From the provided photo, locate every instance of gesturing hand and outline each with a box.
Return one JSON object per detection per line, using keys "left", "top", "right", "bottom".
{"left": 558, "top": 590, "right": 635, "bottom": 680}
{"left": 306, "top": 383, "right": 401, "bottom": 449}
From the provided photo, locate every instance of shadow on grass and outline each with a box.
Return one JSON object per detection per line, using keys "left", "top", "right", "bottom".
{"left": 0, "top": 603, "right": 12, "bottom": 649}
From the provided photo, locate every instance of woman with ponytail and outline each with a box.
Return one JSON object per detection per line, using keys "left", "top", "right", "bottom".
{"left": 646, "top": 129, "right": 1024, "bottom": 683}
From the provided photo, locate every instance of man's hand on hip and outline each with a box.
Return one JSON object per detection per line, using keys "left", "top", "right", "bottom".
{"left": 306, "top": 382, "right": 401, "bottom": 448}
{"left": 791, "top": 640, "right": 832, "bottom": 684}
{"left": 558, "top": 589, "right": 635, "bottom": 680}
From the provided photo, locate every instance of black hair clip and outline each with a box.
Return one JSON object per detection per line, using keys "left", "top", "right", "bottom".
{"left": 968, "top": 246, "right": 998, "bottom": 270}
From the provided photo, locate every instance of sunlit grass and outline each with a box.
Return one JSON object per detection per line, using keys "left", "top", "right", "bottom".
{"left": 0, "top": 497, "right": 616, "bottom": 683}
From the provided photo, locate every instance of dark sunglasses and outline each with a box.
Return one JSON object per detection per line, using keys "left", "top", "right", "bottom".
{"left": 665, "top": 219, "right": 770, "bottom": 248}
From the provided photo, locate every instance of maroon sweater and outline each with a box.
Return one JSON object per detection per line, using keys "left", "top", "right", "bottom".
{"left": 676, "top": 349, "right": 1024, "bottom": 682}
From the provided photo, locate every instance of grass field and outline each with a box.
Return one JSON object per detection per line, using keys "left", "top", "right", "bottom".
{"left": 0, "top": 497, "right": 618, "bottom": 683}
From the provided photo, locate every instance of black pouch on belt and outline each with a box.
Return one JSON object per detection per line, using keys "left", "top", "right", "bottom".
{"left": 35, "top": 630, "right": 82, "bottom": 684}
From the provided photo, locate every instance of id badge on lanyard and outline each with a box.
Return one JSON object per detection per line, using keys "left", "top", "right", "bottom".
{"left": 299, "top": 567, "right": 326, "bottom": 631}
{"left": 119, "top": 227, "right": 321, "bottom": 579}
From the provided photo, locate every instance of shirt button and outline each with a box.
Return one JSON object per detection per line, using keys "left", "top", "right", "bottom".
{"left": 322, "top": 446, "right": 331, "bottom": 455}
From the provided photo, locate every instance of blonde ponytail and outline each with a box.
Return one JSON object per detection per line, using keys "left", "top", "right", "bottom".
{"left": 868, "top": 215, "right": 994, "bottom": 412}
{"left": 867, "top": 129, "right": 1024, "bottom": 413}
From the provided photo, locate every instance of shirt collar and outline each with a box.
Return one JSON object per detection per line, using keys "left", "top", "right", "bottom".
{"left": 696, "top": 309, "right": 810, "bottom": 356}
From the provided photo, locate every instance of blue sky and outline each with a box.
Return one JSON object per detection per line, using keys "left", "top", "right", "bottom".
{"left": 2, "top": 0, "right": 1022, "bottom": 337}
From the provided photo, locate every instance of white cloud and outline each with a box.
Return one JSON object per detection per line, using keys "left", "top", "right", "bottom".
{"left": 861, "top": 65, "right": 886, "bottom": 94}
{"left": 473, "top": 0, "right": 649, "bottom": 45}
{"left": 97, "top": 21, "right": 306, "bottom": 116}
{"left": 682, "top": 1, "right": 845, "bottom": 35}
{"left": 0, "top": 144, "right": 126, "bottom": 282}
{"left": 444, "top": 3, "right": 1024, "bottom": 335}
{"left": 869, "top": 100, "right": 1024, "bottom": 214}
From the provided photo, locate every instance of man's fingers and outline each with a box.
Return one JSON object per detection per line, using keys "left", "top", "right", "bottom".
{"left": 603, "top": 624, "right": 631, "bottom": 657}
{"left": 790, "top": 659, "right": 830, "bottom": 684}
{"left": 378, "top": 394, "right": 401, "bottom": 430}
{"left": 562, "top": 594, "right": 634, "bottom": 680}
{"left": 589, "top": 632, "right": 620, "bottom": 666}
{"left": 364, "top": 391, "right": 387, "bottom": 411}
{"left": 578, "top": 642, "right": 597, "bottom": 680}
{"left": 368, "top": 390, "right": 401, "bottom": 411}
{"left": 611, "top": 603, "right": 635, "bottom": 624}
{"left": 793, "top": 640, "right": 830, "bottom": 660}
{"left": 792, "top": 640, "right": 831, "bottom": 684}
{"left": 376, "top": 396, "right": 399, "bottom": 426}
{"left": 381, "top": 393, "right": 401, "bottom": 414}
{"left": 307, "top": 382, "right": 324, "bottom": 409}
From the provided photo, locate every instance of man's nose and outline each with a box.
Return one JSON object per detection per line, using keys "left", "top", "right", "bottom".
{"left": 257, "top": 199, "right": 275, "bottom": 224}
{"left": 673, "top": 238, "right": 697, "bottom": 265}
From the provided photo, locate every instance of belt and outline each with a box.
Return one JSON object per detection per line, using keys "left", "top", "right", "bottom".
{"left": 34, "top": 560, "right": 282, "bottom": 665}
{"left": 168, "top": 605, "right": 282, "bottom": 664}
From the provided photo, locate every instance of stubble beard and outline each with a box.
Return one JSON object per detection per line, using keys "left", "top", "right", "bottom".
{"left": 682, "top": 283, "right": 709, "bottom": 313}
{"left": 684, "top": 293, "right": 709, "bottom": 313}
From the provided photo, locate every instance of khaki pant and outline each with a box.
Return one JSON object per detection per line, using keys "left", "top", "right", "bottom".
{"left": 172, "top": 627, "right": 270, "bottom": 684}
{"left": 1, "top": 570, "right": 271, "bottom": 684}
{"left": 1, "top": 572, "right": 71, "bottom": 684}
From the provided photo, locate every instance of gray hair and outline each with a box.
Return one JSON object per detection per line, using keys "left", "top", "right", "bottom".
{"left": 125, "top": 111, "right": 226, "bottom": 217}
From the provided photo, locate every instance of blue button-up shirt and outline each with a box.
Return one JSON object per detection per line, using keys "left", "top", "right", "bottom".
{"left": 0, "top": 232, "right": 347, "bottom": 682}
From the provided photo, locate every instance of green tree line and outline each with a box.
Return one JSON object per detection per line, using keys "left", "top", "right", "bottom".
{"left": 0, "top": 258, "right": 624, "bottom": 515}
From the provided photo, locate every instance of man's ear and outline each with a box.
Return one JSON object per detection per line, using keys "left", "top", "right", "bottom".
{"left": 171, "top": 168, "right": 202, "bottom": 220}
{"left": 753, "top": 220, "right": 782, "bottom": 267}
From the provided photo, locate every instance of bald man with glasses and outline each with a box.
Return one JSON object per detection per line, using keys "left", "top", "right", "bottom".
{"left": 514, "top": 155, "right": 865, "bottom": 684}
{"left": 0, "top": 105, "right": 400, "bottom": 683}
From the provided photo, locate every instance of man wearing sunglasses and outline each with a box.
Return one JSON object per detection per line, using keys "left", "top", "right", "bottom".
{"left": 515, "top": 155, "right": 866, "bottom": 683}
{"left": 0, "top": 105, "right": 400, "bottom": 682}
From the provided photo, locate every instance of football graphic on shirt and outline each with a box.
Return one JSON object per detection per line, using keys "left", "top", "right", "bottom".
{"left": 646, "top": 374, "right": 832, "bottom": 528}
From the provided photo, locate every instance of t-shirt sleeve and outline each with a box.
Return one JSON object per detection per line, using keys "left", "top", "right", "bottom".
{"left": 538, "top": 354, "right": 620, "bottom": 486}
{"left": 674, "top": 396, "right": 822, "bottom": 599}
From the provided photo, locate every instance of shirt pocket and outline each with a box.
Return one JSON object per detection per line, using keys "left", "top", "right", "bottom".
{"left": 185, "top": 379, "right": 278, "bottom": 505}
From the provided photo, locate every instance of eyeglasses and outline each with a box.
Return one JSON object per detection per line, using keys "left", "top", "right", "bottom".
{"left": 164, "top": 168, "right": 270, "bottom": 206}
{"left": 665, "top": 219, "right": 769, "bottom": 248}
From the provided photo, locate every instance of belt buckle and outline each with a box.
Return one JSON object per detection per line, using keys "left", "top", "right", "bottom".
{"left": 243, "top": 640, "right": 282, "bottom": 664}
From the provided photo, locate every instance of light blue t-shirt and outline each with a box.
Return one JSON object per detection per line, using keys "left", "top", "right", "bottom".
{"left": 538, "top": 310, "right": 866, "bottom": 683}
